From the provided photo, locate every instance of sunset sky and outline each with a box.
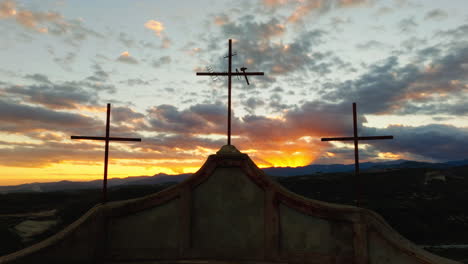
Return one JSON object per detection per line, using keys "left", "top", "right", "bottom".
{"left": 1, "top": 0, "right": 467, "bottom": 185}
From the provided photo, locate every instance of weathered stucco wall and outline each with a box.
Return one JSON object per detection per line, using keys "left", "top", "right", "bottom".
{"left": 107, "top": 198, "right": 180, "bottom": 260}
{"left": 0, "top": 145, "right": 461, "bottom": 264}
{"left": 279, "top": 203, "right": 354, "bottom": 257}
{"left": 192, "top": 167, "right": 265, "bottom": 258}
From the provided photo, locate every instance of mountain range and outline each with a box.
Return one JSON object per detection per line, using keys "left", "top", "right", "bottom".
{"left": 1, "top": 159, "right": 467, "bottom": 194}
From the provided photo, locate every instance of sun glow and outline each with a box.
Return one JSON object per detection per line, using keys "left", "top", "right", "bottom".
{"left": 256, "top": 151, "right": 316, "bottom": 168}
{"left": 377, "top": 152, "right": 401, "bottom": 159}
{"left": 0, "top": 158, "right": 205, "bottom": 185}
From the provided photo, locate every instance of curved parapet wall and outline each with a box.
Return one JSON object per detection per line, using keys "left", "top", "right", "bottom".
{"left": 0, "top": 145, "right": 461, "bottom": 264}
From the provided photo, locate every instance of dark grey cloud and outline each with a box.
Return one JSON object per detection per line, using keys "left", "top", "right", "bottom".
{"left": 241, "top": 99, "right": 468, "bottom": 163}
{"left": 200, "top": 15, "right": 353, "bottom": 88}
{"left": 400, "top": 36, "right": 427, "bottom": 52}
{"left": 117, "top": 52, "right": 139, "bottom": 64}
{"left": 329, "top": 16, "right": 352, "bottom": 31}
{"left": 424, "top": 9, "right": 448, "bottom": 21}
{"left": 4, "top": 84, "right": 98, "bottom": 110}
{"left": 322, "top": 55, "right": 420, "bottom": 113}
{"left": 4, "top": 69, "right": 117, "bottom": 110}
{"left": 0, "top": 99, "right": 102, "bottom": 135}
{"left": 146, "top": 102, "right": 227, "bottom": 135}
{"left": 152, "top": 56, "right": 171, "bottom": 68}
{"left": 141, "top": 134, "right": 225, "bottom": 152}
{"left": 119, "top": 78, "right": 151, "bottom": 86}
{"left": 271, "top": 86, "right": 284, "bottom": 93}
{"left": 86, "top": 64, "right": 109, "bottom": 82}
{"left": 24, "top": 73, "right": 51, "bottom": 84}
{"left": 139, "top": 40, "right": 158, "bottom": 49}
{"left": 268, "top": 93, "right": 290, "bottom": 112}
{"left": 48, "top": 18, "right": 103, "bottom": 40}
{"left": 71, "top": 80, "right": 116, "bottom": 93}
{"left": 207, "top": 100, "right": 356, "bottom": 150}
{"left": 118, "top": 32, "right": 135, "bottom": 47}
{"left": 111, "top": 106, "right": 145, "bottom": 123}
{"left": 435, "top": 24, "right": 468, "bottom": 41}
{"left": 398, "top": 17, "right": 418, "bottom": 33}
{"left": 242, "top": 97, "right": 265, "bottom": 114}
{"left": 53, "top": 52, "right": 76, "bottom": 71}
{"left": 0, "top": 142, "right": 102, "bottom": 167}
{"left": 0, "top": 139, "right": 144, "bottom": 168}
{"left": 416, "top": 46, "right": 441, "bottom": 61}
{"left": 356, "top": 40, "right": 387, "bottom": 50}
{"left": 363, "top": 124, "right": 468, "bottom": 162}
{"left": 375, "top": 6, "right": 393, "bottom": 15}
{"left": 322, "top": 43, "right": 468, "bottom": 116}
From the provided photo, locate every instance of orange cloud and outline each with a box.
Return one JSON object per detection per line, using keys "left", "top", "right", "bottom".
{"left": 0, "top": 0, "right": 63, "bottom": 33}
{"left": 144, "top": 19, "right": 164, "bottom": 37}
{"left": 270, "top": 0, "right": 373, "bottom": 24}
{"left": 262, "top": 0, "right": 289, "bottom": 7}
{"left": 287, "top": 0, "right": 323, "bottom": 23}
{"left": 144, "top": 19, "right": 171, "bottom": 48}
{"left": 338, "top": 0, "right": 369, "bottom": 7}
{"left": 214, "top": 14, "right": 229, "bottom": 26}
{"left": 0, "top": 0, "right": 16, "bottom": 18}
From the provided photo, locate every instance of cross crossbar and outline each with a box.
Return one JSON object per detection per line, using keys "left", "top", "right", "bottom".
{"left": 196, "top": 72, "right": 264, "bottom": 76}
{"left": 322, "top": 136, "right": 394, "bottom": 141}
{"left": 71, "top": 136, "right": 142, "bottom": 142}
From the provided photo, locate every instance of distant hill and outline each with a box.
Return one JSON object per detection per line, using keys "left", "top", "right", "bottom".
{"left": 263, "top": 159, "right": 468, "bottom": 176}
{"left": 1, "top": 159, "right": 467, "bottom": 193}
{"left": 0, "top": 173, "right": 190, "bottom": 194}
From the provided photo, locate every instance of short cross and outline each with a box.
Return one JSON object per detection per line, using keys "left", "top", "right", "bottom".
{"left": 197, "top": 39, "right": 264, "bottom": 145}
{"left": 70, "top": 103, "right": 141, "bottom": 203}
{"left": 321, "top": 102, "right": 393, "bottom": 207}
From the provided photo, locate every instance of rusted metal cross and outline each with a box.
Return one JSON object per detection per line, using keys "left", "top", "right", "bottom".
{"left": 70, "top": 103, "right": 141, "bottom": 203}
{"left": 321, "top": 102, "right": 393, "bottom": 207}
{"left": 196, "top": 39, "right": 264, "bottom": 145}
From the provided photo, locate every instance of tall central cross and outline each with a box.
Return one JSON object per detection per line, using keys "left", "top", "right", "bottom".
{"left": 321, "top": 102, "right": 393, "bottom": 207}
{"left": 71, "top": 103, "right": 141, "bottom": 203}
{"left": 196, "top": 39, "right": 264, "bottom": 145}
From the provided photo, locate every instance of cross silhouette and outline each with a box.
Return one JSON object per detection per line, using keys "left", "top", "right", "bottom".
{"left": 321, "top": 102, "right": 393, "bottom": 207}
{"left": 196, "top": 39, "right": 264, "bottom": 145}
{"left": 70, "top": 103, "right": 141, "bottom": 203}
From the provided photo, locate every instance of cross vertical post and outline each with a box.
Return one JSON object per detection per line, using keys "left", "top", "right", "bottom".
{"left": 196, "top": 39, "right": 265, "bottom": 146}
{"left": 321, "top": 102, "right": 394, "bottom": 207}
{"left": 103, "top": 103, "right": 111, "bottom": 203}
{"left": 353, "top": 103, "right": 360, "bottom": 207}
{"left": 228, "top": 39, "right": 232, "bottom": 145}
{"left": 71, "top": 103, "right": 142, "bottom": 203}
